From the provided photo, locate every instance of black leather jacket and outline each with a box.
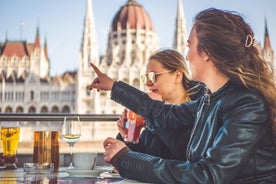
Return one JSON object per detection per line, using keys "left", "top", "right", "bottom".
{"left": 116, "top": 127, "right": 191, "bottom": 161}
{"left": 116, "top": 82, "right": 207, "bottom": 161}
{"left": 110, "top": 81, "right": 276, "bottom": 184}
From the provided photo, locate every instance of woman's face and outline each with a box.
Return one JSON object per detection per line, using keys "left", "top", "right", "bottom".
{"left": 145, "top": 59, "right": 178, "bottom": 101}
{"left": 186, "top": 28, "right": 208, "bottom": 82}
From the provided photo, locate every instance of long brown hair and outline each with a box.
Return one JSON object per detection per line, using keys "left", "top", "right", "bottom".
{"left": 194, "top": 8, "right": 276, "bottom": 137}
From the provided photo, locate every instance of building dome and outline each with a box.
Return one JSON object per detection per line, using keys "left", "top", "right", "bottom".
{"left": 111, "top": 0, "right": 154, "bottom": 31}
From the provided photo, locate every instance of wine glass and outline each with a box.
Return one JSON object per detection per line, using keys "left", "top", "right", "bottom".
{"left": 62, "top": 116, "right": 81, "bottom": 169}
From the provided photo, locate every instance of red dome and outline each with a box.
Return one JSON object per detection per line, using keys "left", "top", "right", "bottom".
{"left": 111, "top": 0, "right": 154, "bottom": 31}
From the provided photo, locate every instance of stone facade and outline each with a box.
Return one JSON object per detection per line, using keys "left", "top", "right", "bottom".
{"left": 0, "top": 0, "right": 274, "bottom": 147}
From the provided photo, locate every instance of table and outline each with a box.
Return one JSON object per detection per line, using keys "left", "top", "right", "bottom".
{"left": 0, "top": 166, "right": 149, "bottom": 184}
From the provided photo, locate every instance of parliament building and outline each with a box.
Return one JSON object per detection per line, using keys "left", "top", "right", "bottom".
{"left": 0, "top": 1, "right": 274, "bottom": 147}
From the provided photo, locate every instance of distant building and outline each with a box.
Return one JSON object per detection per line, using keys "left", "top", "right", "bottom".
{"left": 0, "top": 0, "right": 274, "bottom": 115}
{"left": 0, "top": 26, "right": 76, "bottom": 114}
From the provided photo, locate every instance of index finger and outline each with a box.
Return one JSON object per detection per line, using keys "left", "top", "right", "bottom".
{"left": 90, "top": 62, "right": 102, "bottom": 76}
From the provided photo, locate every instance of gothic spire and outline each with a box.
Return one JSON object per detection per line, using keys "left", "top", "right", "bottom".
{"left": 173, "top": 0, "right": 187, "bottom": 56}
{"left": 34, "top": 25, "right": 40, "bottom": 49}
{"left": 44, "top": 37, "right": 49, "bottom": 60}
{"left": 80, "top": 0, "right": 99, "bottom": 69}
{"left": 264, "top": 18, "right": 272, "bottom": 50}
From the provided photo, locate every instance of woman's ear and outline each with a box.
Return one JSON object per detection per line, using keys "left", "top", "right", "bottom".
{"left": 203, "top": 52, "right": 210, "bottom": 62}
{"left": 175, "top": 70, "right": 183, "bottom": 83}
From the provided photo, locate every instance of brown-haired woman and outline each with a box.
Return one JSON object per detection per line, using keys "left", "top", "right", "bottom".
{"left": 90, "top": 8, "right": 276, "bottom": 184}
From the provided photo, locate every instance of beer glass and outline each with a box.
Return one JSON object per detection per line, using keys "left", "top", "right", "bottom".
{"left": 0, "top": 122, "right": 20, "bottom": 169}
{"left": 33, "top": 131, "right": 60, "bottom": 172}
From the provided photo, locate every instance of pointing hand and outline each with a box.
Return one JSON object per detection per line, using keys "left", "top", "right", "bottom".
{"left": 89, "top": 62, "right": 115, "bottom": 91}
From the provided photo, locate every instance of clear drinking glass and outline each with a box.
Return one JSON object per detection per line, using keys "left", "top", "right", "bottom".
{"left": 123, "top": 110, "right": 145, "bottom": 144}
{"left": 33, "top": 131, "right": 60, "bottom": 172}
{"left": 0, "top": 122, "right": 20, "bottom": 169}
{"left": 62, "top": 116, "right": 81, "bottom": 169}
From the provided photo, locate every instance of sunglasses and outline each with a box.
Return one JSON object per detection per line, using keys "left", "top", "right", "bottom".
{"left": 141, "top": 70, "right": 173, "bottom": 84}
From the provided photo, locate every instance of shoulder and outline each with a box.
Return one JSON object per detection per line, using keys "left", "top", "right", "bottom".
{"left": 220, "top": 83, "right": 267, "bottom": 117}
{"left": 225, "top": 83, "right": 265, "bottom": 103}
{"left": 188, "top": 81, "right": 208, "bottom": 101}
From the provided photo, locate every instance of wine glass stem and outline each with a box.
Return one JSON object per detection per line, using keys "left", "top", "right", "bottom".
{"left": 69, "top": 144, "right": 74, "bottom": 168}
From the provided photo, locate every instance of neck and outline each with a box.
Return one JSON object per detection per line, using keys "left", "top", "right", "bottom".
{"left": 165, "top": 86, "right": 189, "bottom": 105}
{"left": 206, "top": 73, "right": 229, "bottom": 93}
{"left": 201, "top": 62, "right": 229, "bottom": 93}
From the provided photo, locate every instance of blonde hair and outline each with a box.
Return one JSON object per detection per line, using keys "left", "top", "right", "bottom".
{"left": 149, "top": 49, "right": 198, "bottom": 99}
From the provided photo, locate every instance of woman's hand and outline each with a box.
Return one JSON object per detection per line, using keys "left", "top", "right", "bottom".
{"left": 117, "top": 109, "right": 127, "bottom": 138}
{"left": 89, "top": 63, "right": 115, "bottom": 91}
{"left": 103, "top": 137, "right": 127, "bottom": 163}
{"left": 116, "top": 93, "right": 160, "bottom": 138}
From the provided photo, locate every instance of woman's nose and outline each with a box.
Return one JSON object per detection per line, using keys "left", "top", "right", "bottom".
{"left": 146, "top": 79, "right": 153, "bottom": 86}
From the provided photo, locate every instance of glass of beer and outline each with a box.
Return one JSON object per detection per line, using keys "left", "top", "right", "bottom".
{"left": 33, "top": 131, "right": 60, "bottom": 172}
{"left": 123, "top": 110, "right": 145, "bottom": 144}
{"left": 0, "top": 122, "right": 20, "bottom": 169}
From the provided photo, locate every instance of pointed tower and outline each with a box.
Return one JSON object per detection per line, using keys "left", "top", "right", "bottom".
{"left": 80, "top": 0, "right": 99, "bottom": 68}
{"left": 30, "top": 26, "right": 41, "bottom": 78}
{"left": 40, "top": 37, "right": 50, "bottom": 79}
{"left": 76, "top": 0, "right": 99, "bottom": 114}
{"left": 173, "top": 0, "right": 187, "bottom": 56}
{"left": 43, "top": 38, "right": 49, "bottom": 61}
{"left": 263, "top": 18, "right": 274, "bottom": 66}
{"left": 34, "top": 26, "right": 40, "bottom": 49}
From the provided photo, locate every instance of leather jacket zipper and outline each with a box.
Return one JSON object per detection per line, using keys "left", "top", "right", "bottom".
{"left": 186, "top": 94, "right": 210, "bottom": 161}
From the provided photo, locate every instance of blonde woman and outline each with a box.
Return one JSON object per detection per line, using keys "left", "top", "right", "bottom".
{"left": 116, "top": 49, "right": 206, "bottom": 161}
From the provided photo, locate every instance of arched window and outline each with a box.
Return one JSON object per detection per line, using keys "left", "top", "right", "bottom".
{"left": 100, "top": 91, "right": 107, "bottom": 96}
{"left": 121, "top": 50, "right": 126, "bottom": 64}
{"left": 41, "top": 106, "right": 48, "bottom": 113}
{"left": 51, "top": 106, "right": 59, "bottom": 113}
{"left": 86, "top": 85, "right": 91, "bottom": 96}
{"left": 16, "top": 106, "right": 24, "bottom": 113}
{"left": 28, "top": 106, "right": 36, "bottom": 113}
{"left": 122, "top": 78, "right": 129, "bottom": 84}
{"left": 131, "top": 50, "right": 136, "bottom": 64}
{"left": 30, "top": 91, "right": 34, "bottom": 100}
{"left": 5, "top": 106, "right": 12, "bottom": 113}
{"left": 62, "top": 106, "right": 70, "bottom": 113}
{"left": 133, "top": 78, "right": 140, "bottom": 89}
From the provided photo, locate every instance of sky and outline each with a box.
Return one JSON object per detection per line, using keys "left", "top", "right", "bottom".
{"left": 0, "top": 0, "right": 275, "bottom": 75}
